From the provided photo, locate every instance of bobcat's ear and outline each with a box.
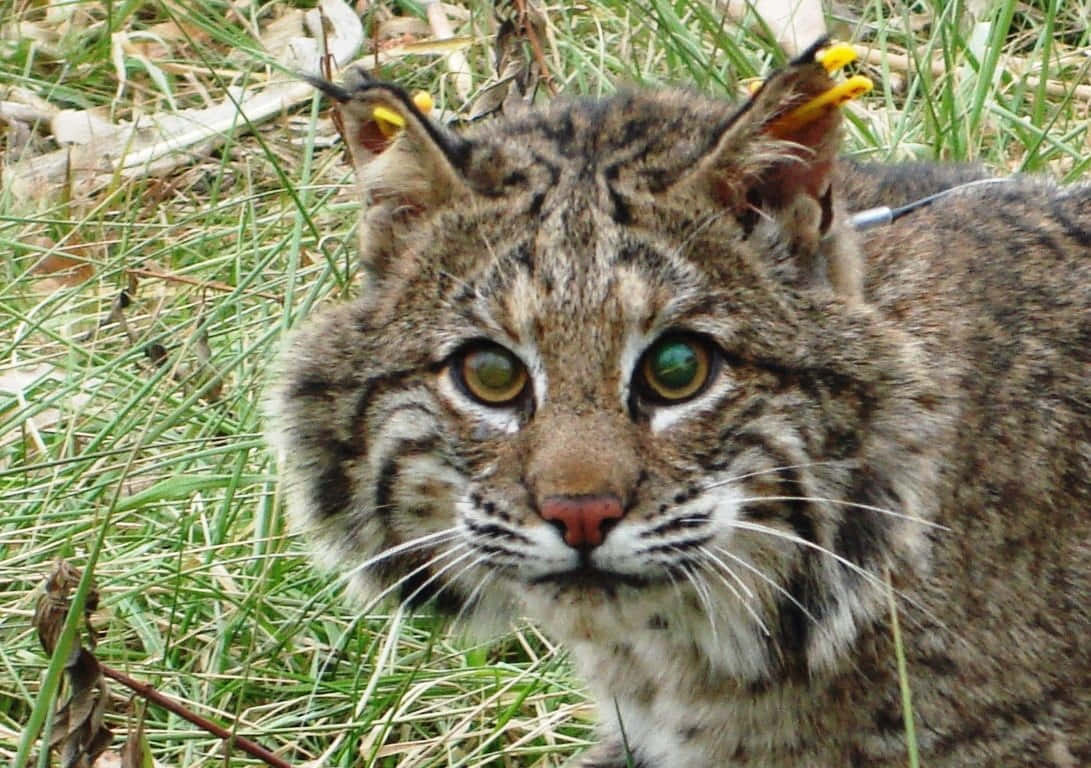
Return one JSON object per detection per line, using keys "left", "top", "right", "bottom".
{"left": 310, "top": 68, "right": 473, "bottom": 281}
{"left": 691, "top": 41, "right": 866, "bottom": 298}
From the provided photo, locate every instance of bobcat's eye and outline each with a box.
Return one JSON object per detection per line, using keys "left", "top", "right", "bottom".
{"left": 638, "top": 335, "right": 712, "bottom": 403}
{"left": 456, "top": 344, "right": 529, "bottom": 406}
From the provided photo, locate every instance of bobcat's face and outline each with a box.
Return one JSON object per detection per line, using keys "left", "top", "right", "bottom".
{"left": 271, "top": 58, "right": 948, "bottom": 682}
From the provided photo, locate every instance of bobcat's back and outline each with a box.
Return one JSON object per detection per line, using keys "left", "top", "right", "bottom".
{"left": 269, "top": 50, "right": 1091, "bottom": 767}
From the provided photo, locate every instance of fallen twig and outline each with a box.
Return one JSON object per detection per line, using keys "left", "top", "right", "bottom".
{"left": 100, "top": 665, "right": 293, "bottom": 768}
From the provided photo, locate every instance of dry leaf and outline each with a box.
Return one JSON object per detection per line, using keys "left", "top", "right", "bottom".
{"left": 9, "top": 21, "right": 62, "bottom": 56}
{"left": 30, "top": 236, "right": 95, "bottom": 287}
{"left": 34, "top": 560, "right": 87, "bottom": 655}
{"left": 374, "top": 16, "right": 431, "bottom": 40}
{"left": 425, "top": 1, "right": 472, "bottom": 99}
{"left": 91, "top": 750, "right": 123, "bottom": 768}
{"left": 467, "top": 11, "right": 541, "bottom": 121}
{"left": 2, "top": 113, "right": 33, "bottom": 156}
{"left": 148, "top": 18, "right": 210, "bottom": 50}
{"left": 261, "top": 7, "right": 307, "bottom": 59}
{"left": 49, "top": 649, "right": 113, "bottom": 768}
{"left": 0, "top": 364, "right": 99, "bottom": 458}
{"left": 33, "top": 561, "right": 113, "bottom": 768}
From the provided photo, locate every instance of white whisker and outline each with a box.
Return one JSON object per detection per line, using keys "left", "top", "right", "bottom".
{"left": 734, "top": 494, "right": 947, "bottom": 529}
{"left": 711, "top": 545, "right": 820, "bottom": 627}
{"left": 416, "top": 551, "right": 493, "bottom": 613}
{"left": 702, "top": 460, "right": 857, "bottom": 489}
{"left": 697, "top": 545, "right": 755, "bottom": 600}
{"left": 730, "top": 520, "right": 884, "bottom": 588}
{"left": 694, "top": 547, "right": 770, "bottom": 637}
{"left": 675, "top": 556, "right": 719, "bottom": 645}
{"left": 399, "top": 547, "right": 480, "bottom": 609}
{"left": 357, "top": 541, "right": 470, "bottom": 616}
{"left": 727, "top": 520, "right": 948, "bottom": 631}
{"left": 453, "top": 567, "right": 497, "bottom": 626}
{"left": 344, "top": 527, "right": 463, "bottom": 580}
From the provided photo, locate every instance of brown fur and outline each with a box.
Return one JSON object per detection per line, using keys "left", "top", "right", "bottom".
{"left": 269, "top": 51, "right": 1091, "bottom": 767}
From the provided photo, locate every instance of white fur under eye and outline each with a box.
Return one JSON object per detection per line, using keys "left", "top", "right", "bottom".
{"left": 436, "top": 373, "right": 522, "bottom": 434}
{"left": 648, "top": 368, "right": 738, "bottom": 433}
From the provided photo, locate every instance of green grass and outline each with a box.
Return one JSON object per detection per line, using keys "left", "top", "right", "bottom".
{"left": 2, "top": 1, "right": 1089, "bottom": 766}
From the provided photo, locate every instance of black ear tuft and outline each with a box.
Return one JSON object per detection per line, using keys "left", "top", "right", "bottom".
{"left": 320, "top": 67, "right": 471, "bottom": 170}
{"left": 788, "top": 36, "right": 832, "bottom": 66}
{"left": 300, "top": 73, "right": 353, "bottom": 104}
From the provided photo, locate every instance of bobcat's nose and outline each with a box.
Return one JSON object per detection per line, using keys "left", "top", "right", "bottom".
{"left": 539, "top": 494, "right": 625, "bottom": 550}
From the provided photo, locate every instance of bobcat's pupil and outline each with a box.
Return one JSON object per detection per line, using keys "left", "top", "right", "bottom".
{"left": 460, "top": 345, "right": 528, "bottom": 405}
{"left": 641, "top": 336, "right": 710, "bottom": 402}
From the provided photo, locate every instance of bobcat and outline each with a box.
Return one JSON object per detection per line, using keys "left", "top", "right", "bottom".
{"left": 267, "top": 43, "right": 1091, "bottom": 767}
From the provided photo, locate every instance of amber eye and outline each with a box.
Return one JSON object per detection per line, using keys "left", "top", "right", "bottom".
{"left": 639, "top": 335, "right": 711, "bottom": 402}
{"left": 458, "top": 344, "right": 529, "bottom": 405}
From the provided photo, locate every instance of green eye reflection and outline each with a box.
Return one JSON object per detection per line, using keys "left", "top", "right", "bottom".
{"left": 640, "top": 336, "right": 711, "bottom": 402}
{"left": 460, "top": 345, "right": 528, "bottom": 405}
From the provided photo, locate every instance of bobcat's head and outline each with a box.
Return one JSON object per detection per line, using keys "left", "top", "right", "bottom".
{"left": 269, "top": 44, "right": 947, "bottom": 681}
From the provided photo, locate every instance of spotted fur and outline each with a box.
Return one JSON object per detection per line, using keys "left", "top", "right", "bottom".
{"left": 268, "top": 47, "right": 1091, "bottom": 767}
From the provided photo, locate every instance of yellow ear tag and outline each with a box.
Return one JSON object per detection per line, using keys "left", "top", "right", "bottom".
{"left": 815, "top": 43, "right": 858, "bottom": 74}
{"left": 412, "top": 91, "right": 434, "bottom": 114}
{"left": 767, "top": 74, "right": 873, "bottom": 138}
{"left": 372, "top": 91, "right": 435, "bottom": 138}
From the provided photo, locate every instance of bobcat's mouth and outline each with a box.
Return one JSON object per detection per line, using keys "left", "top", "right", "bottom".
{"left": 530, "top": 565, "right": 651, "bottom": 590}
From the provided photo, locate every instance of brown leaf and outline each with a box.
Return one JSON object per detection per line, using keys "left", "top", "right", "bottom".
{"left": 49, "top": 649, "right": 112, "bottom": 768}
{"left": 33, "top": 561, "right": 112, "bottom": 768}
{"left": 467, "top": 7, "right": 542, "bottom": 121}
{"left": 34, "top": 560, "right": 94, "bottom": 655}
{"left": 30, "top": 236, "right": 95, "bottom": 288}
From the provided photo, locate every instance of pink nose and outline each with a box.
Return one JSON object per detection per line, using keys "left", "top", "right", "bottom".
{"left": 539, "top": 494, "right": 625, "bottom": 549}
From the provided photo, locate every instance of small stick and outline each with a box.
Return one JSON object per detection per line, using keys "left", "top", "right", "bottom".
{"left": 100, "top": 663, "right": 294, "bottom": 768}
{"left": 511, "top": 0, "right": 557, "bottom": 96}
